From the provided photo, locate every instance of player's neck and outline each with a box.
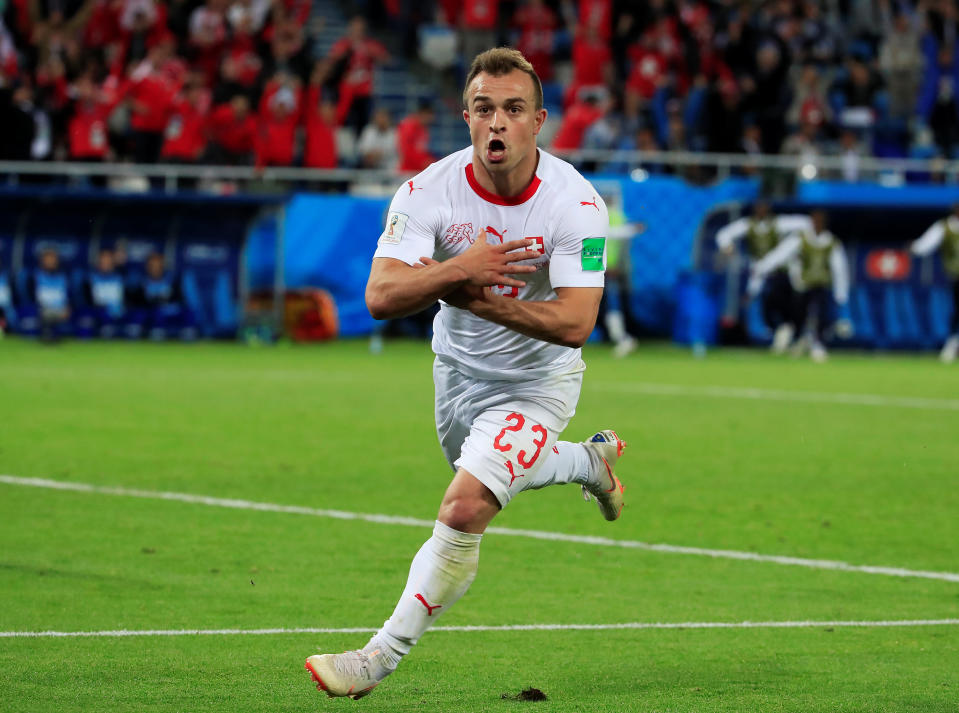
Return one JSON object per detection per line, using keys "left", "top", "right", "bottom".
{"left": 470, "top": 150, "right": 540, "bottom": 200}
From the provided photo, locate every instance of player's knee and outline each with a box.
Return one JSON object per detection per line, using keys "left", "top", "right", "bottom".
{"left": 437, "top": 496, "right": 484, "bottom": 531}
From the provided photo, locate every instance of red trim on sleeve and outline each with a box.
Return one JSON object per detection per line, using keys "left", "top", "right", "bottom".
{"left": 465, "top": 163, "right": 541, "bottom": 206}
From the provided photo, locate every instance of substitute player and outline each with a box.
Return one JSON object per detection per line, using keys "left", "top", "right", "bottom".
{"left": 304, "top": 48, "right": 628, "bottom": 699}
{"left": 750, "top": 210, "right": 852, "bottom": 362}
{"left": 716, "top": 201, "right": 812, "bottom": 353}
{"left": 910, "top": 203, "right": 959, "bottom": 362}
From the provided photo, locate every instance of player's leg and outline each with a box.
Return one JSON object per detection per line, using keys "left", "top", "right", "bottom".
{"left": 766, "top": 272, "right": 795, "bottom": 353}
{"left": 305, "top": 362, "right": 498, "bottom": 699}
{"left": 603, "top": 277, "right": 637, "bottom": 358}
{"left": 305, "top": 471, "right": 493, "bottom": 700}
{"left": 809, "top": 287, "right": 829, "bottom": 362}
{"left": 942, "top": 278, "right": 959, "bottom": 363}
{"left": 522, "top": 433, "right": 626, "bottom": 521}
{"left": 456, "top": 371, "right": 626, "bottom": 521}
{"left": 790, "top": 288, "right": 812, "bottom": 355}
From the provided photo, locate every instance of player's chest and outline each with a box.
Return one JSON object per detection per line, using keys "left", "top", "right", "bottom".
{"left": 435, "top": 208, "right": 550, "bottom": 269}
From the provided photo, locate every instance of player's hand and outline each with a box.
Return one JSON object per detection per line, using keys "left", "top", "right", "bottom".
{"left": 452, "top": 230, "right": 539, "bottom": 288}
{"left": 442, "top": 284, "right": 488, "bottom": 310}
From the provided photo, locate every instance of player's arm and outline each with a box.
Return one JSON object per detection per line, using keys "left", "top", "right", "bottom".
{"left": 774, "top": 215, "right": 814, "bottom": 236}
{"left": 752, "top": 235, "right": 799, "bottom": 278}
{"left": 829, "top": 242, "right": 850, "bottom": 304}
{"left": 447, "top": 285, "right": 602, "bottom": 348}
{"left": 910, "top": 220, "right": 945, "bottom": 256}
{"left": 715, "top": 217, "right": 749, "bottom": 253}
{"left": 366, "top": 233, "right": 538, "bottom": 320}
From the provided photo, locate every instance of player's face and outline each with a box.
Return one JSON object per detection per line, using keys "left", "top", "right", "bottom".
{"left": 463, "top": 70, "right": 546, "bottom": 182}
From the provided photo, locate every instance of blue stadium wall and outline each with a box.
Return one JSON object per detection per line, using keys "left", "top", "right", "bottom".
{"left": 247, "top": 176, "right": 956, "bottom": 345}
{"left": 2, "top": 178, "right": 953, "bottom": 343}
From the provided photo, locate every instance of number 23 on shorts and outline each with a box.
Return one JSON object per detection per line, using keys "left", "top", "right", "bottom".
{"left": 493, "top": 412, "right": 548, "bottom": 469}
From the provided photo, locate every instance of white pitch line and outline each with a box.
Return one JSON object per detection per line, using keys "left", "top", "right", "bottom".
{"left": 594, "top": 382, "right": 959, "bottom": 412}
{"left": 3, "top": 619, "right": 959, "bottom": 639}
{"left": 2, "top": 475, "right": 959, "bottom": 584}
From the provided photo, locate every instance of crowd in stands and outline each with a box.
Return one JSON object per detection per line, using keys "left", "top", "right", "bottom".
{"left": 0, "top": 242, "right": 195, "bottom": 340}
{"left": 0, "top": 0, "right": 438, "bottom": 172}
{"left": 1, "top": 0, "right": 958, "bottom": 173}
{"left": 536, "top": 0, "right": 959, "bottom": 170}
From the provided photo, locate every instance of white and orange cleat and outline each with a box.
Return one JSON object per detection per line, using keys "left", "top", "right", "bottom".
{"left": 581, "top": 430, "right": 627, "bottom": 521}
{"left": 305, "top": 650, "right": 387, "bottom": 700}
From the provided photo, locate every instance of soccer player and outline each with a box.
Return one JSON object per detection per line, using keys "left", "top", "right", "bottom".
{"left": 910, "top": 203, "right": 959, "bottom": 362}
{"left": 750, "top": 210, "right": 852, "bottom": 362}
{"left": 26, "top": 247, "right": 72, "bottom": 342}
{"left": 305, "top": 48, "right": 627, "bottom": 699}
{"left": 81, "top": 248, "right": 130, "bottom": 338}
{"left": 715, "top": 201, "right": 812, "bottom": 352}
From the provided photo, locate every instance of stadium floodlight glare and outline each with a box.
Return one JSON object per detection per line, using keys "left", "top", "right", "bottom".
{"left": 800, "top": 163, "right": 818, "bottom": 181}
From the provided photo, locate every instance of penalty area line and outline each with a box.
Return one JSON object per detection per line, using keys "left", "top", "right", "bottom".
{"left": 2, "top": 474, "right": 959, "bottom": 585}
{"left": 3, "top": 619, "right": 959, "bottom": 639}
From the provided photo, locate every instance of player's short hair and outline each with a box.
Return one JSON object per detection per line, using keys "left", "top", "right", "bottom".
{"left": 462, "top": 47, "right": 543, "bottom": 111}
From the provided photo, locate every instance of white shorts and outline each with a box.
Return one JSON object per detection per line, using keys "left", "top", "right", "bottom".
{"left": 433, "top": 357, "right": 583, "bottom": 507}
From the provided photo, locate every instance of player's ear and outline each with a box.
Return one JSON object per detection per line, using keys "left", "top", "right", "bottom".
{"left": 462, "top": 109, "right": 470, "bottom": 126}
{"left": 532, "top": 107, "right": 547, "bottom": 135}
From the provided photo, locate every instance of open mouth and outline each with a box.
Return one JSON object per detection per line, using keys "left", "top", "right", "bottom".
{"left": 487, "top": 138, "right": 506, "bottom": 162}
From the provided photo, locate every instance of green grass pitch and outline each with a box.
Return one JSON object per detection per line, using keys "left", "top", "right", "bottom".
{"left": 0, "top": 337, "right": 957, "bottom": 712}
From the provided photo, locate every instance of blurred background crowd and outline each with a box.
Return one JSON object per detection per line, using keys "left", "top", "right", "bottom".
{"left": 1, "top": 0, "right": 958, "bottom": 174}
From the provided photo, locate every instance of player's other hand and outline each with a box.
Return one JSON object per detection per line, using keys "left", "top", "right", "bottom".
{"left": 453, "top": 229, "right": 539, "bottom": 288}
{"left": 441, "top": 284, "right": 489, "bottom": 310}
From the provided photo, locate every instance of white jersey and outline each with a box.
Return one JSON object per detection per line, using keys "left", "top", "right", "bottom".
{"left": 373, "top": 146, "right": 609, "bottom": 381}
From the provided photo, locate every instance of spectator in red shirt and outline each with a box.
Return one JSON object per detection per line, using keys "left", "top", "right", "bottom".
{"left": 116, "top": 0, "right": 170, "bottom": 66}
{"left": 513, "top": 0, "right": 557, "bottom": 82}
{"left": 578, "top": 0, "right": 612, "bottom": 41}
{"left": 626, "top": 34, "right": 668, "bottom": 101}
{"left": 396, "top": 100, "right": 434, "bottom": 172}
{"left": 255, "top": 76, "right": 301, "bottom": 167}
{"left": 459, "top": 0, "right": 499, "bottom": 70}
{"left": 214, "top": 13, "right": 262, "bottom": 102}
{"left": 188, "top": 0, "right": 228, "bottom": 85}
{"left": 551, "top": 91, "right": 604, "bottom": 151}
{"left": 206, "top": 94, "right": 256, "bottom": 164}
{"left": 319, "top": 16, "right": 388, "bottom": 136}
{"left": 303, "top": 84, "right": 338, "bottom": 169}
{"left": 564, "top": 25, "right": 612, "bottom": 108}
{"left": 67, "top": 72, "right": 123, "bottom": 161}
{"left": 126, "top": 41, "right": 182, "bottom": 163}
{"left": 83, "top": 0, "right": 123, "bottom": 50}
{"left": 161, "top": 74, "right": 211, "bottom": 162}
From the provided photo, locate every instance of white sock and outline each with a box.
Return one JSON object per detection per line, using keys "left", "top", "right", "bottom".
{"left": 522, "top": 441, "right": 591, "bottom": 490}
{"left": 364, "top": 521, "right": 482, "bottom": 673}
{"left": 605, "top": 310, "right": 628, "bottom": 343}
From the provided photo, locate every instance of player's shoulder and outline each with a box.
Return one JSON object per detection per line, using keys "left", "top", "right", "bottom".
{"left": 536, "top": 149, "right": 601, "bottom": 201}
{"left": 535, "top": 150, "right": 608, "bottom": 225}
{"left": 395, "top": 147, "right": 470, "bottom": 197}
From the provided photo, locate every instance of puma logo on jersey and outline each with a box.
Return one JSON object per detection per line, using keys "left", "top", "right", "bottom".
{"left": 414, "top": 593, "right": 442, "bottom": 616}
{"left": 485, "top": 225, "right": 508, "bottom": 243}
{"left": 580, "top": 197, "right": 600, "bottom": 211}
{"left": 408, "top": 180, "right": 423, "bottom": 195}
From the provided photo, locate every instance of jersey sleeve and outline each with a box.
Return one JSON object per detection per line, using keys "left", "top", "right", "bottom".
{"left": 716, "top": 217, "right": 748, "bottom": 250}
{"left": 752, "top": 235, "right": 800, "bottom": 277}
{"left": 372, "top": 180, "right": 441, "bottom": 266}
{"left": 548, "top": 194, "right": 609, "bottom": 289}
{"left": 830, "top": 241, "right": 850, "bottom": 304}
{"left": 910, "top": 220, "right": 945, "bottom": 256}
